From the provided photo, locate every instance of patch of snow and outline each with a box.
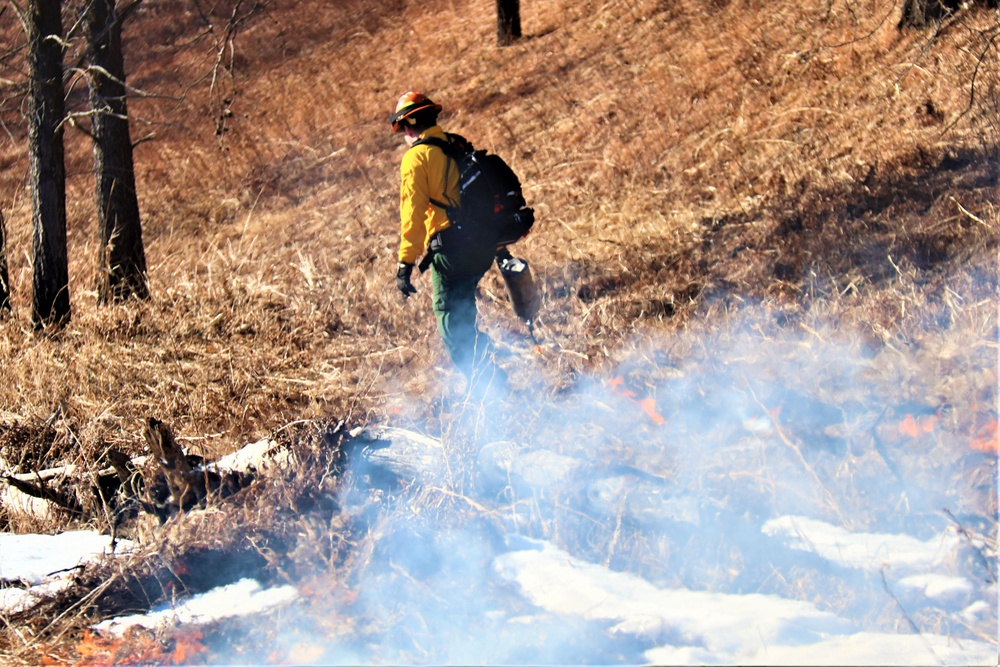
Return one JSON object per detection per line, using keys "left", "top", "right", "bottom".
{"left": 354, "top": 426, "right": 443, "bottom": 451}
{"left": 0, "top": 531, "right": 134, "bottom": 615}
{"left": 896, "top": 573, "right": 975, "bottom": 601}
{"left": 0, "top": 485, "right": 56, "bottom": 522}
{"left": 211, "top": 437, "right": 290, "bottom": 474}
{"left": 0, "top": 578, "right": 75, "bottom": 614}
{"left": 761, "top": 515, "right": 961, "bottom": 575}
{"left": 646, "top": 631, "right": 996, "bottom": 666}
{"left": 495, "top": 538, "right": 850, "bottom": 655}
{"left": 959, "top": 599, "right": 991, "bottom": 622}
{"left": 496, "top": 538, "right": 997, "bottom": 666}
{"left": 93, "top": 577, "right": 299, "bottom": 635}
{"left": 0, "top": 530, "right": 131, "bottom": 585}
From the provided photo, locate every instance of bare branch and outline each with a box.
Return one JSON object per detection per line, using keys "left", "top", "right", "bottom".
{"left": 189, "top": 0, "right": 270, "bottom": 134}
{"left": 943, "top": 25, "right": 999, "bottom": 133}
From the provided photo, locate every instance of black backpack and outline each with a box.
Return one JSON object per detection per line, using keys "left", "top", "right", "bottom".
{"left": 414, "top": 133, "right": 534, "bottom": 247}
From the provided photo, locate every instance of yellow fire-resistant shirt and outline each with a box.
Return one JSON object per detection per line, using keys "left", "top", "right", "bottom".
{"left": 398, "top": 126, "right": 460, "bottom": 265}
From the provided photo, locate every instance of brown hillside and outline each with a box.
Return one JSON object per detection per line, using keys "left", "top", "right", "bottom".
{"left": 0, "top": 0, "right": 995, "bottom": 442}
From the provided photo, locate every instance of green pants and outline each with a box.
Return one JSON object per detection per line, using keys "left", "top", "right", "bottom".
{"left": 430, "top": 245, "right": 507, "bottom": 396}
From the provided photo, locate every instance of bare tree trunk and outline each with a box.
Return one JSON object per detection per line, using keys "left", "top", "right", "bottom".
{"left": 900, "top": 0, "right": 931, "bottom": 26}
{"left": 0, "top": 210, "right": 10, "bottom": 313}
{"left": 88, "top": 0, "right": 148, "bottom": 303}
{"left": 496, "top": 0, "right": 521, "bottom": 46}
{"left": 27, "top": 0, "right": 71, "bottom": 328}
{"left": 898, "top": 0, "right": 964, "bottom": 27}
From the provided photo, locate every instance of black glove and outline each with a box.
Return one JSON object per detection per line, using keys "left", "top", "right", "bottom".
{"left": 516, "top": 207, "right": 535, "bottom": 228}
{"left": 396, "top": 262, "right": 417, "bottom": 298}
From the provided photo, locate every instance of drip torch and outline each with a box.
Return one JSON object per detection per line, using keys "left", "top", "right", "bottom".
{"left": 498, "top": 255, "right": 541, "bottom": 344}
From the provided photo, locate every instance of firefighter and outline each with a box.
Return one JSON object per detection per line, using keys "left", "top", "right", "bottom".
{"left": 389, "top": 91, "right": 508, "bottom": 401}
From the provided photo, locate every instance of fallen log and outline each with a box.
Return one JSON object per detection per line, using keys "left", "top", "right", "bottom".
{"left": 141, "top": 418, "right": 253, "bottom": 523}
{"left": 143, "top": 417, "right": 201, "bottom": 510}
{"left": 2, "top": 473, "right": 82, "bottom": 516}
{"left": 0, "top": 419, "right": 264, "bottom": 527}
{"left": 0, "top": 462, "right": 96, "bottom": 523}
{"left": 345, "top": 426, "right": 449, "bottom": 486}
{"left": 0, "top": 482, "right": 59, "bottom": 522}
{"left": 1, "top": 456, "right": 148, "bottom": 527}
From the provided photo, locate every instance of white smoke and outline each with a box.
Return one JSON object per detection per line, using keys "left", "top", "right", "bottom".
{"left": 319, "top": 290, "right": 996, "bottom": 664}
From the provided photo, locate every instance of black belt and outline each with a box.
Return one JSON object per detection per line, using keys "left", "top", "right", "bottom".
{"left": 417, "top": 227, "right": 454, "bottom": 273}
{"left": 417, "top": 233, "right": 445, "bottom": 272}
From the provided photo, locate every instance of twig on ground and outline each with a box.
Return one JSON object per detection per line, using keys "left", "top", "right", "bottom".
{"left": 879, "top": 566, "right": 944, "bottom": 665}
{"left": 747, "top": 385, "right": 846, "bottom": 523}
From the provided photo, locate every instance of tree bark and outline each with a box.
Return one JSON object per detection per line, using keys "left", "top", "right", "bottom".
{"left": 496, "top": 0, "right": 521, "bottom": 46}
{"left": 898, "top": 0, "right": 966, "bottom": 27}
{"left": 88, "top": 0, "right": 148, "bottom": 303}
{"left": 27, "top": 0, "right": 71, "bottom": 328}
{"left": 0, "top": 210, "right": 10, "bottom": 313}
{"left": 900, "top": 0, "right": 930, "bottom": 27}
{"left": 142, "top": 418, "right": 251, "bottom": 522}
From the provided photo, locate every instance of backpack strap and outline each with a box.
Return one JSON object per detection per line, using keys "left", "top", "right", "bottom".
{"left": 411, "top": 134, "right": 469, "bottom": 210}
{"left": 412, "top": 136, "right": 449, "bottom": 153}
{"left": 412, "top": 133, "right": 472, "bottom": 160}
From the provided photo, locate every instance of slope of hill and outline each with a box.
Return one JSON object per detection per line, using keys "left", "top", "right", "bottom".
{"left": 0, "top": 0, "right": 995, "bottom": 436}
{"left": 0, "top": 0, "right": 996, "bottom": 662}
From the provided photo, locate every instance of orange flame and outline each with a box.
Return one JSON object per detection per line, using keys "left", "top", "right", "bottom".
{"left": 54, "top": 627, "right": 209, "bottom": 666}
{"left": 638, "top": 398, "right": 666, "bottom": 425}
{"left": 608, "top": 376, "right": 632, "bottom": 396}
{"left": 897, "top": 413, "right": 937, "bottom": 438}
{"left": 896, "top": 410, "right": 998, "bottom": 455}
{"left": 970, "top": 416, "right": 998, "bottom": 455}
{"left": 172, "top": 630, "right": 208, "bottom": 664}
{"left": 609, "top": 377, "right": 665, "bottom": 425}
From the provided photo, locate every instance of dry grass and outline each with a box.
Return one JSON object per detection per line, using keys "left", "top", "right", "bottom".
{"left": 0, "top": 0, "right": 997, "bottom": 662}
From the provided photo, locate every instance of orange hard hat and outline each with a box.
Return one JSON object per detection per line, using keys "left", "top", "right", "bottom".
{"left": 390, "top": 91, "right": 442, "bottom": 132}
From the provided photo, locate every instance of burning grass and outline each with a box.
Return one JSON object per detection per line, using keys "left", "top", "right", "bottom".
{"left": 0, "top": 0, "right": 997, "bottom": 662}
{"left": 37, "top": 627, "right": 208, "bottom": 666}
